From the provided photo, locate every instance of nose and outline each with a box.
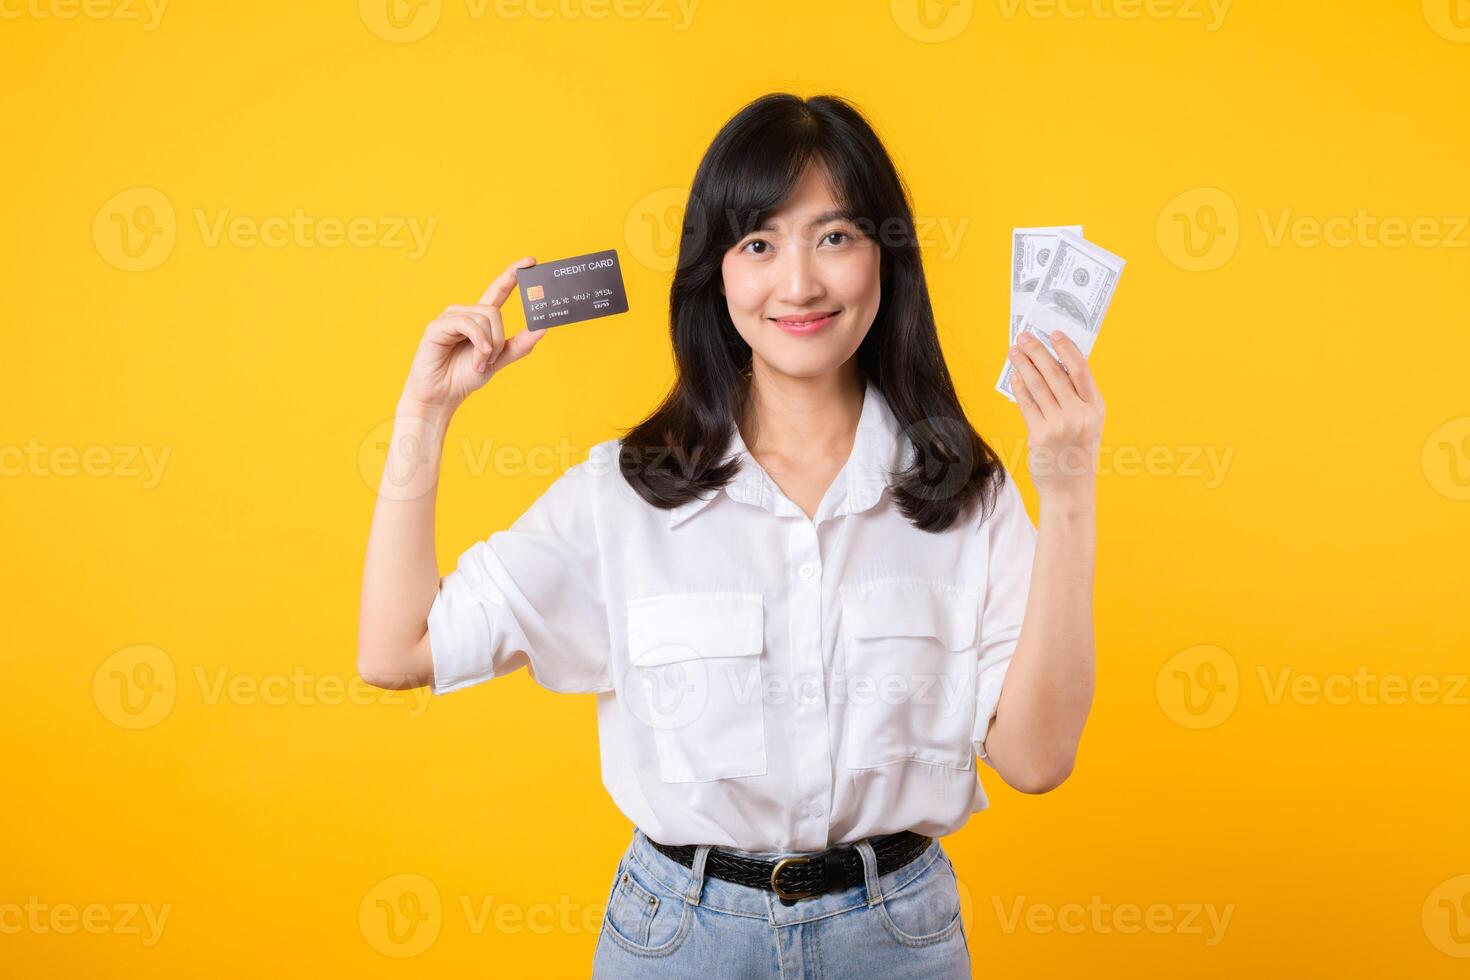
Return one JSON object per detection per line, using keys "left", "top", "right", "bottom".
{"left": 773, "top": 243, "right": 824, "bottom": 308}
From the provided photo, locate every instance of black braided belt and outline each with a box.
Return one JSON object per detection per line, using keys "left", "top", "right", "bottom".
{"left": 646, "top": 830, "right": 932, "bottom": 905}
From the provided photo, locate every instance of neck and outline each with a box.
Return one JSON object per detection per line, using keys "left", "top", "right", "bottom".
{"left": 739, "top": 361, "right": 865, "bottom": 462}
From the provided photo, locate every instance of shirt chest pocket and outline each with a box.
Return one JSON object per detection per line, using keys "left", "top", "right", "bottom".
{"left": 839, "top": 578, "right": 980, "bottom": 771}
{"left": 625, "top": 592, "right": 768, "bottom": 784}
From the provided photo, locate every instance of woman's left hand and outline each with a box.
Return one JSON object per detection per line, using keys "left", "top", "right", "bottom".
{"left": 1006, "top": 330, "right": 1105, "bottom": 503}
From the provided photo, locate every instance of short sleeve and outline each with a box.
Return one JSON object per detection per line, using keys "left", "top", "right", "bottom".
{"left": 971, "top": 473, "right": 1037, "bottom": 766}
{"left": 426, "top": 461, "right": 613, "bottom": 696}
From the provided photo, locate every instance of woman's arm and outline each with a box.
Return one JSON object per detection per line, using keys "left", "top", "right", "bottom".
{"left": 357, "top": 405, "right": 451, "bottom": 689}
{"left": 357, "top": 257, "right": 542, "bottom": 690}
{"left": 981, "top": 329, "right": 1102, "bottom": 793}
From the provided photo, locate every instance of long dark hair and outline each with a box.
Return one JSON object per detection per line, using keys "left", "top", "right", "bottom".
{"left": 619, "top": 92, "right": 1004, "bottom": 533}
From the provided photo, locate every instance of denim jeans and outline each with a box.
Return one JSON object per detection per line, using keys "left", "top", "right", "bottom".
{"left": 591, "top": 827, "right": 971, "bottom": 978}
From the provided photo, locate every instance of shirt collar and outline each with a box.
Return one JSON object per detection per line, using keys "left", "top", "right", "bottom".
{"left": 667, "top": 377, "right": 910, "bottom": 528}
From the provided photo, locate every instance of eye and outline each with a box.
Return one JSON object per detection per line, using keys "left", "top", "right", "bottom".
{"left": 822, "top": 230, "right": 851, "bottom": 246}
{"left": 740, "top": 238, "right": 771, "bottom": 254}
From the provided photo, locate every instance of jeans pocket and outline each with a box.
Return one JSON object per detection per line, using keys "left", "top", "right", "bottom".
{"left": 600, "top": 854, "right": 693, "bottom": 956}
{"left": 875, "top": 849, "right": 966, "bottom": 947}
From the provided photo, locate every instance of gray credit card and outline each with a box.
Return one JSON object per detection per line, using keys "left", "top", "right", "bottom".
{"left": 516, "top": 248, "right": 630, "bottom": 330}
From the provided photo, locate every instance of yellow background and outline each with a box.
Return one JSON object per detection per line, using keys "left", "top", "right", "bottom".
{"left": 3, "top": 0, "right": 1468, "bottom": 975}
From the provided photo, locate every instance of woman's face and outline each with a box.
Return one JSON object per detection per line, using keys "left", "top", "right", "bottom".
{"left": 720, "top": 160, "right": 882, "bottom": 381}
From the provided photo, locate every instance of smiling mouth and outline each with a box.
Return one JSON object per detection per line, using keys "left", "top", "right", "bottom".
{"left": 769, "top": 310, "right": 840, "bottom": 333}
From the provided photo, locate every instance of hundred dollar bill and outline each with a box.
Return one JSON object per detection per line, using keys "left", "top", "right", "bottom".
{"left": 1010, "top": 225, "right": 1082, "bottom": 344}
{"left": 997, "top": 230, "right": 1125, "bottom": 403}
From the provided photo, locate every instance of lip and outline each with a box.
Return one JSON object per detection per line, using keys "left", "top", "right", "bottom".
{"left": 769, "top": 310, "right": 840, "bottom": 335}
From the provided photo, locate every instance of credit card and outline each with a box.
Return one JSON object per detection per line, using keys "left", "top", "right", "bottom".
{"left": 516, "top": 248, "right": 630, "bottom": 330}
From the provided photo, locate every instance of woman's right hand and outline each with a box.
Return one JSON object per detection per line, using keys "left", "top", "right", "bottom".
{"left": 399, "top": 255, "right": 544, "bottom": 415}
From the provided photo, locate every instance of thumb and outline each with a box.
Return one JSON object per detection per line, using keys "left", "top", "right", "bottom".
{"left": 488, "top": 326, "right": 546, "bottom": 374}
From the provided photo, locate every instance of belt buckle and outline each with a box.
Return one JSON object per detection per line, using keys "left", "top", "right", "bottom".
{"left": 770, "top": 856, "right": 819, "bottom": 900}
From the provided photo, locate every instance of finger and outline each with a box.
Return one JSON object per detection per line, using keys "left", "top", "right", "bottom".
{"left": 447, "top": 305, "right": 506, "bottom": 358}
{"left": 1010, "top": 370, "right": 1046, "bottom": 429}
{"left": 478, "top": 256, "right": 537, "bottom": 307}
{"left": 435, "top": 314, "right": 494, "bottom": 353}
{"left": 487, "top": 326, "right": 547, "bottom": 375}
{"left": 1049, "top": 331, "right": 1101, "bottom": 404}
{"left": 1008, "top": 344, "right": 1058, "bottom": 417}
{"left": 1019, "top": 332, "right": 1081, "bottom": 407}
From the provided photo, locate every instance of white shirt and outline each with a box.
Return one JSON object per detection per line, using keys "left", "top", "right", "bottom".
{"left": 427, "top": 378, "right": 1037, "bottom": 853}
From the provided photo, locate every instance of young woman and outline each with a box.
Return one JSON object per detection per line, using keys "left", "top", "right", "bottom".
{"left": 358, "top": 92, "right": 1100, "bottom": 978}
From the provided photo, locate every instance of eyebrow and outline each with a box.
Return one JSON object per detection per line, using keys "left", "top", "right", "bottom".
{"left": 751, "top": 208, "right": 856, "bottom": 234}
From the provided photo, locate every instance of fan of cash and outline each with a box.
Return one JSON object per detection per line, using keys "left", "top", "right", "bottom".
{"left": 998, "top": 226, "right": 1126, "bottom": 402}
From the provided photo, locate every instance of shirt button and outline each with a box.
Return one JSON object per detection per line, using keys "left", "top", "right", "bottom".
{"left": 799, "top": 563, "right": 816, "bottom": 579}
{"left": 809, "top": 801, "right": 824, "bottom": 818}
